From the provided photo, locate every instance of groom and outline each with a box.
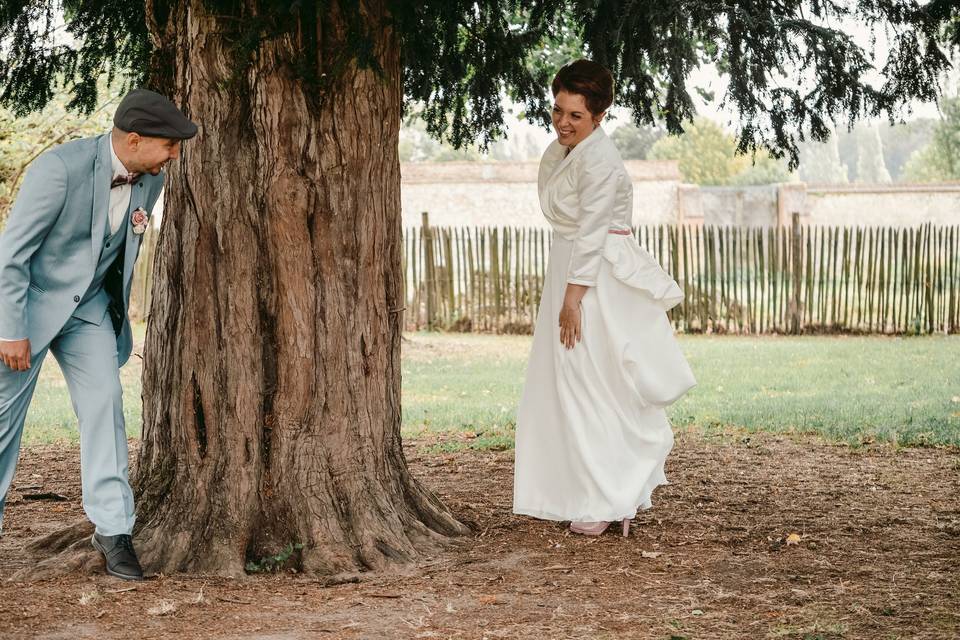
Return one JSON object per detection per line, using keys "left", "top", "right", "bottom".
{"left": 0, "top": 89, "right": 196, "bottom": 580}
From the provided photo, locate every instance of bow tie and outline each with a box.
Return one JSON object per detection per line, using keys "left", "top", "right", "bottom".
{"left": 110, "top": 173, "right": 141, "bottom": 189}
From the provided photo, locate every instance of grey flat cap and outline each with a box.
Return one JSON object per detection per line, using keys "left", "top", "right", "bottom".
{"left": 114, "top": 88, "right": 198, "bottom": 139}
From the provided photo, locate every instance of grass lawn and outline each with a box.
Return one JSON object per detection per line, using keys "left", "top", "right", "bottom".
{"left": 17, "top": 328, "right": 960, "bottom": 448}
{"left": 403, "top": 332, "right": 960, "bottom": 448}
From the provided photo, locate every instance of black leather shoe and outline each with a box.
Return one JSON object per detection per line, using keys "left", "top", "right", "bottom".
{"left": 91, "top": 533, "right": 144, "bottom": 581}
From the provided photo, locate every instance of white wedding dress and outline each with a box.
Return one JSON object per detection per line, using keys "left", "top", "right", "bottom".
{"left": 512, "top": 127, "right": 696, "bottom": 523}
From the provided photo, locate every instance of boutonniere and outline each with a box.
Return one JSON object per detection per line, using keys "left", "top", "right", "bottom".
{"left": 131, "top": 207, "right": 149, "bottom": 235}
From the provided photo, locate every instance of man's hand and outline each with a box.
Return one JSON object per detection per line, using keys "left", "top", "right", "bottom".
{"left": 0, "top": 339, "right": 31, "bottom": 371}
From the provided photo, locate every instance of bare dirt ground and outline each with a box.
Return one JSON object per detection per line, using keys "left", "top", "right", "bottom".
{"left": 0, "top": 429, "right": 957, "bottom": 640}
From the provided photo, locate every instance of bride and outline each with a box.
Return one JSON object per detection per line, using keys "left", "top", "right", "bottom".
{"left": 512, "top": 59, "right": 696, "bottom": 537}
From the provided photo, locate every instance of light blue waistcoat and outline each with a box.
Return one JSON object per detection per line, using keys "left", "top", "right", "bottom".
{"left": 73, "top": 210, "right": 129, "bottom": 325}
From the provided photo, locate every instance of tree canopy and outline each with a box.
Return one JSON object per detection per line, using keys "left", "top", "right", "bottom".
{"left": 1, "top": 1, "right": 958, "bottom": 167}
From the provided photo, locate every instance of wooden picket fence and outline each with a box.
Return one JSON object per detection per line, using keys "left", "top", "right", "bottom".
{"left": 129, "top": 214, "right": 960, "bottom": 335}
{"left": 404, "top": 213, "right": 960, "bottom": 335}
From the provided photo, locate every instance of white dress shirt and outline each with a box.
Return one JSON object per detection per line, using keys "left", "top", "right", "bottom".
{"left": 108, "top": 140, "right": 135, "bottom": 234}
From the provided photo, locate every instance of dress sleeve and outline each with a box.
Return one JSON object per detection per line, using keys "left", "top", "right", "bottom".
{"left": 566, "top": 160, "right": 621, "bottom": 287}
{"left": 0, "top": 152, "right": 68, "bottom": 340}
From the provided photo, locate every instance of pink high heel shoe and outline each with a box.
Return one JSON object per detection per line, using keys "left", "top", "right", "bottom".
{"left": 569, "top": 518, "right": 631, "bottom": 537}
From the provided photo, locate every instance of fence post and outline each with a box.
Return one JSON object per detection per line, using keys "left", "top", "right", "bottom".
{"left": 421, "top": 211, "right": 436, "bottom": 331}
{"left": 791, "top": 211, "right": 802, "bottom": 334}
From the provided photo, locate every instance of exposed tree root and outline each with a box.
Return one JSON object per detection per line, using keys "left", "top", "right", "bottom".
{"left": 12, "top": 519, "right": 99, "bottom": 582}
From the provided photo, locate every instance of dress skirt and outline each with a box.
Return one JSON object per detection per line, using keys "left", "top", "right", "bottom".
{"left": 512, "top": 232, "right": 696, "bottom": 522}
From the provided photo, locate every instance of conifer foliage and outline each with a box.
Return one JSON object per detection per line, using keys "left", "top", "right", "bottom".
{"left": 1, "top": 1, "right": 957, "bottom": 164}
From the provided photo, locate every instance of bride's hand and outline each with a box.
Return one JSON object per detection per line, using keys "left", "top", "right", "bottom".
{"left": 558, "top": 302, "right": 581, "bottom": 349}
{"left": 558, "top": 283, "right": 589, "bottom": 349}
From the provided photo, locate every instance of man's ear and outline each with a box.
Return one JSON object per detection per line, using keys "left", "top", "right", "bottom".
{"left": 125, "top": 131, "right": 142, "bottom": 151}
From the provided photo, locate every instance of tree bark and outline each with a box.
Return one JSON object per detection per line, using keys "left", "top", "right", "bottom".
{"left": 129, "top": 0, "right": 468, "bottom": 576}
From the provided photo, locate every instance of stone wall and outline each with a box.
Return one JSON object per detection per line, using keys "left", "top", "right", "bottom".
{"left": 681, "top": 183, "right": 960, "bottom": 227}
{"left": 400, "top": 160, "right": 960, "bottom": 229}
{"left": 400, "top": 160, "right": 682, "bottom": 228}
{"left": 805, "top": 185, "right": 960, "bottom": 226}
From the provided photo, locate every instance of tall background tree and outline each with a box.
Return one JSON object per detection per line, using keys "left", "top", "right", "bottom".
{"left": 903, "top": 93, "right": 960, "bottom": 181}
{"left": 798, "top": 131, "right": 851, "bottom": 184}
{"left": 1, "top": 0, "right": 957, "bottom": 576}
{"left": 856, "top": 123, "right": 894, "bottom": 183}
{"left": 609, "top": 122, "right": 665, "bottom": 160}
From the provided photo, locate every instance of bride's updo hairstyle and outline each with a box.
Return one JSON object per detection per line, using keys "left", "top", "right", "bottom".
{"left": 551, "top": 59, "right": 614, "bottom": 116}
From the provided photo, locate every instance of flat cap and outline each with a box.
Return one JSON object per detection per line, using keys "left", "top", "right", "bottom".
{"left": 114, "top": 88, "right": 198, "bottom": 139}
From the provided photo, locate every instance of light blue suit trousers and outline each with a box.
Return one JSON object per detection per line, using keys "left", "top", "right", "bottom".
{"left": 0, "top": 310, "right": 132, "bottom": 535}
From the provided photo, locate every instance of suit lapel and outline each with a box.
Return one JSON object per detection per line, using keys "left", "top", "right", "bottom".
{"left": 90, "top": 134, "right": 112, "bottom": 265}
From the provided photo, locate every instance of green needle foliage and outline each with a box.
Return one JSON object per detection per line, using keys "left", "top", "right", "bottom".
{"left": 0, "top": 1, "right": 958, "bottom": 165}
{"left": 0, "top": 0, "right": 151, "bottom": 114}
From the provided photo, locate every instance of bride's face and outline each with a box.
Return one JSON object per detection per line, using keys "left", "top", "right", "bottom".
{"left": 551, "top": 90, "right": 602, "bottom": 148}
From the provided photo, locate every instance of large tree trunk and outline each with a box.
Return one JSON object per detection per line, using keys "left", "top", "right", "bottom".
{"left": 131, "top": 0, "right": 468, "bottom": 576}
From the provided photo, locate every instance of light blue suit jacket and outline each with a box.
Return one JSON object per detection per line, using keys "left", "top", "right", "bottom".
{"left": 0, "top": 134, "right": 163, "bottom": 366}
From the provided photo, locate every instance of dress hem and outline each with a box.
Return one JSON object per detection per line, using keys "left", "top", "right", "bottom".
{"left": 512, "top": 504, "right": 649, "bottom": 522}
{"left": 512, "top": 478, "right": 669, "bottom": 522}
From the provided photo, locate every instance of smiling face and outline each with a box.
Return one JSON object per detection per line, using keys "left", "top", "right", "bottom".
{"left": 115, "top": 130, "right": 182, "bottom": 175}
{"left": 551, "top": 90, "right": 604, "bottom": 148}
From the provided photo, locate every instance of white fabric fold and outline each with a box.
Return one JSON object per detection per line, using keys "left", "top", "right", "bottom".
{"left": 602, "top": 235, "right": 684, "bottom": 311}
